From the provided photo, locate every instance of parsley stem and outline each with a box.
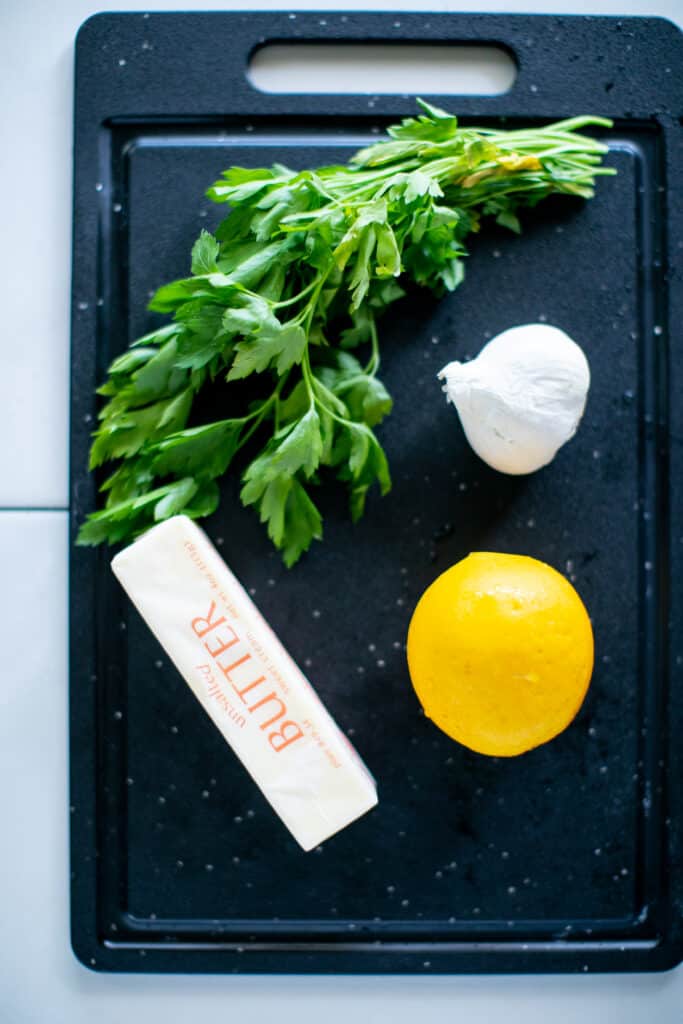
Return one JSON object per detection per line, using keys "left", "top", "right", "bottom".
{"left": 301, "top": 348, "right": 316, "bottom": 406}
{"left": 311, "top": 376, "right": 357, "bottom": 428}
{"left": 364, "top": 315, "right": 380, "bottom": 377}
{"left": 271, "top": 275, "right": 319, "bottom": 309}
{"left": 237, "top": 373, "right": 289, "bottom": 446}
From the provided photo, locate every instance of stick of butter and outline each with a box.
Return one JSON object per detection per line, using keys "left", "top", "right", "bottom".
{"left": 111, "top": 515, "right": 377, "bottom": 851}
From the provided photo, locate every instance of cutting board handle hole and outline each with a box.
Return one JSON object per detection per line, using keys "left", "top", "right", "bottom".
{"left": 248, "top": 43, "right": 516, "bottom": 96}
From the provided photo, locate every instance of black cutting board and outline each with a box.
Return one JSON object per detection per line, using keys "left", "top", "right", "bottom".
{"left": 69, "top": 12, "right": 683, "bottom": 973}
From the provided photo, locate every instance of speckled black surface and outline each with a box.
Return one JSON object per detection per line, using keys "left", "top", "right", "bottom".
{"left": 69, "top": 12, "right": 683, "bottom": 973}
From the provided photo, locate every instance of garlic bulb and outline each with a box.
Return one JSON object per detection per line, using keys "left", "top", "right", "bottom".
{"left": 438, "top": 324, "right": 590, "bottom": 475}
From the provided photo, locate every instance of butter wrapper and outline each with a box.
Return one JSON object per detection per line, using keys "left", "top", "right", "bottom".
{"left": 111, "top": 515, "right": 377, "bottom": 850}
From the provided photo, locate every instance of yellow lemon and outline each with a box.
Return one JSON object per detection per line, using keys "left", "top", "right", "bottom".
{"left": 406, "top": 553, "right": 594, "bottom": 756}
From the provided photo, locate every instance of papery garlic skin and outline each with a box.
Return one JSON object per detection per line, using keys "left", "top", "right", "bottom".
{"left": 438, "top": 324, "right": 591, "bottom": 475}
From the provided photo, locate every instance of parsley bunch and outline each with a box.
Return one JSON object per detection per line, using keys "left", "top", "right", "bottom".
{"left": 78, "top": 102, "right": 613, "bottom": 565}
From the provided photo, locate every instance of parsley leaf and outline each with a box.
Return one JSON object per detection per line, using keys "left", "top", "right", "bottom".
{"left": 191, "top": 229, "right": 220, "bottom": 275}
{"left": 227, "top": 320, "right": 307, "bottom": 380}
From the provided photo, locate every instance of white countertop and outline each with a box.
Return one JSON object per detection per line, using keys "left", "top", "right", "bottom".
{"left": 2, "top": 1, "right": 681, "bottom": 1020}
